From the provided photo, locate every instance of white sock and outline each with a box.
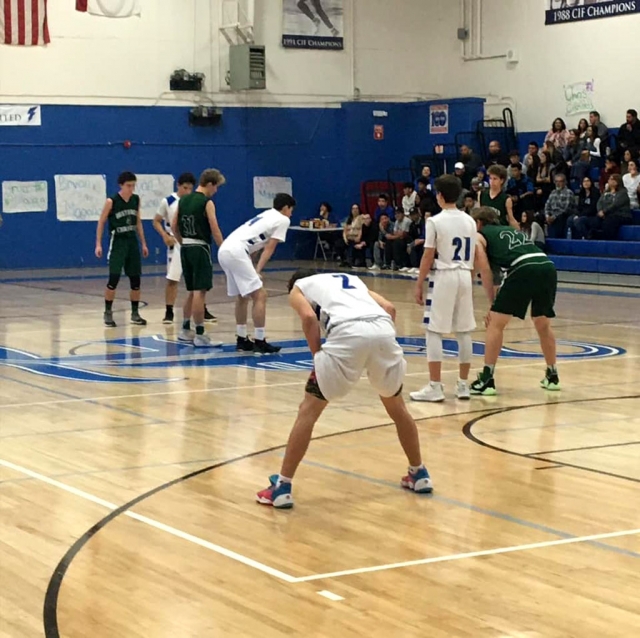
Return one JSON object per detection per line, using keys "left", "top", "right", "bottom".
{"left": 255, "top": 327, "right": 266, "bottom": 341}
{"left": 276, "top": 474, "right": 292, "bottom": 487}
{"left": 408, "top": 464, "right": 424, "bottom": 474}
{"left": 237, "top": 324, "right": 247, "bottom": 338}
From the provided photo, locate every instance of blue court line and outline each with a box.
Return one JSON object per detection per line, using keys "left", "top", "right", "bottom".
{"left": 0, "top": 374, "right": 167, "bottom": 423}
{"left": 298, "top": 458, "right": 640, "bottom": 560}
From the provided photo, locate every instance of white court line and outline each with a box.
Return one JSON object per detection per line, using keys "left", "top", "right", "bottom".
{"left": 294, "top": 528, "right": 640, "bottom": 582}
{"left": 0, "top": 459, "right": 298, "bottom": 583}
{"left": 317, "top": 590, "right": 344, "bottom": 601}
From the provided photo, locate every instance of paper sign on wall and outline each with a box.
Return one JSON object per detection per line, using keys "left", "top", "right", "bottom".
{"left": 253, "top": 176, "right": 293, "bottom": 209}
{"left": 564, "top": 79, "right": 595, "bottom": 116}
{"left": 55, "top": 174, "right": 107, "bottom": 222}
{"left": 0, "top": 105, "right": 41, "bottom": 126}
{"left": 2, "top": 181, "right": 48, "bottom": 213}
{"left": 429, "top": 104, "right": 449, "bottom": 135}
{"left": 136, "top": 174, "right": 175, "bottom": 220}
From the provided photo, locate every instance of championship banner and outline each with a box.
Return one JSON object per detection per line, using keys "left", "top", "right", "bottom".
{"left": 546, "top": 0, "right": 640, "bottom": 25}
{"left": 282, "top": 0, "right": 343, "bottom": 50}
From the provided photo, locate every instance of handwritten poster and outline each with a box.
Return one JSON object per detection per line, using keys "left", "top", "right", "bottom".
{"left": 136, "top": 174, "right": 175, "bottom": 220}
{"left": 2, "top": 180, "right": 48, "bottom": 213}
{"left": 55, "top": 174, "right": 107, "bottom": 222}
{"left": 564, "top": 79, "right": 595, "bottom": 116}
{"left": 253, "top": 176, "right": 293, "bottom": 209}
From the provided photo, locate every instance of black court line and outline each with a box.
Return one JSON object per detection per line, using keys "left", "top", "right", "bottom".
{"left": 527, "top": 440, "right": 640, "bottom": 456}
{"left": 463, "top": 396, "right": 640, "bottom": 486}
{"left": 43, "top": 395, "right": 639, "bottom": 637}
{"left": 535, "top": 464, "right": 565, "bottom": 470}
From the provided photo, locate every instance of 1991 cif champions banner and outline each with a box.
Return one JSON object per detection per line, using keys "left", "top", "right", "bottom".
{"left": 282, "top": 0, "right": 344, "bottom": 50}
{"left": 546, "top": 0, "right": 640, "bottom": 25}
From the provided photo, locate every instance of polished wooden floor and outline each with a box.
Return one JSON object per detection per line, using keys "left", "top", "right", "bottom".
{"left": 1, "top": 262, "right": 639, "bottom": 638}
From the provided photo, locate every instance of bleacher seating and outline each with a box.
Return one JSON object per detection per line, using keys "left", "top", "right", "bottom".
{"left": 548, "top": 255, "right": 640, "bottom": 276}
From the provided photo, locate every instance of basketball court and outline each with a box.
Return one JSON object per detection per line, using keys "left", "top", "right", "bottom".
{"left": 1, "top": 263, "right": 638, "bottom": 637}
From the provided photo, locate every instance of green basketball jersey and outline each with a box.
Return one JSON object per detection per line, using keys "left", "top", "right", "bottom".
{"left": 109, "top": 193, "right": 139, "bottom": 236}
{"left": 480, "top": 190, "right": 510, "bottom": 226}
{"left": 480, "top": 225, "right": 550, "bottom": 273}
{"left": 177, "top": 192, "right": 211, "bottom": 244}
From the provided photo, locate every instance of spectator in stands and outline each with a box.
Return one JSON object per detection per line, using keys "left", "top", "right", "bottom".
{"left": 384, "top": 208, "right": 412, "bottom": 270}
{"left": 405, "top": 208, "right": 425, "bottom": 273}
{"left": 370, "top": 212, "right": 391, "bottom": 270}
{"left": 589, "top": 174, "right": 632, "bottom": 240}
{"left": 374, "top": 194, "right": 394, "bottom": 222}
{"left": 523, "top": 141, "right": 541, "bottom": 181}
{"left": 599, "top": 156, "right": 620, "bottom": 193}
{"left": 584, "top": 125, "right": 603, "bottom": 165}
{"left": 462, "top": 192, "right": 478, "bottom": 214}
{"left": 623, "top": 160, "right": 640, "bottom": 209}
{"left": 470, "top": 176, "right": 486, "bottom": 196}
{"left": 417, "top": 166, "right": 435, "bottom": 191}
{"left": 402, "top": 182, "right": 417, "bottom": 214}
{"left": 335, "top": 204, "right": 364, "bottom": 266}
{"left": 620, "top": 149, "right": 634, "bottom": 176}
{"left": 520, "top": 211, "right": 545, "bottom": 250}
{"left": 417, "top": 186, "right": 439, "bottom": 216}
{"left": 507, "top": 150, "right": 522, "bottom": 179}
{"left": 360, "top": 211, "right": 377, "bottom": 266}
{"left": 535, "top": 151, "right": 554, "bottom": 209}
{"left": 318, "top": 202, "right": 338, "bottom": 227}
{"left": 589, "top": 111, "right": 609, "bottom": 144}
{"left": 544, "top": 173, "right": 575, "bottom": 239}
{"left": 568, "top": 176, "right": 600, "bottom": 239}
{"left": 563, "top": 129, "right": 589, "bottom": 189}
{"left": 617, "top": 109, "right": 640, "bottom": 160}
{"left": 577, "top": 118, "right": 589, "bottom": 142}
{"left": 487, "top": 140, "right": 510, "bottom": 167}
{"left": 454, "top": 162, "right": 472, "bottom": 189}
{"left": 459, "top": 144, "right": 483, "bottom": 173}
{"left": 475, "top": 168, "right": 489, "bottom": 190}
{"left": 543, "top": 140, "right": 563, "bottom": 166}
{"left": 545, "top": 118, "right": 570, "bottom": 150}
{"left": 416, "top": 177, "right": 429, "bottom": 197}
{"left": 507, "top": 162, "right": 534, "bottom": 221}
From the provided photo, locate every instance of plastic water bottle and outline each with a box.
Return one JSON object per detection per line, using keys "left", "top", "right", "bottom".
{"left": 567, "top": 225, "right": 572, "bottom": 240}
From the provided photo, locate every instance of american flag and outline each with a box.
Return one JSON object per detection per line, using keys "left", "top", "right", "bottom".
{"left": 0, "top": 0, "right": 50, "bottom": 45}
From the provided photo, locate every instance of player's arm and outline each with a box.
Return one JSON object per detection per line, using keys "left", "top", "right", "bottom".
{"left": 171, "top": 209, "right": 182, "bottom": 244}
{"left": 473, "top": 234, "right": 495, "bottom": 304}
{"left": 95, "top": 198, "right": 113, "bottom": 258}
{"left": 206, "top": 201, "right": 224, "bottom": 247}
{"left": 368, "top": 290, "right": 396, "bottom": 322}
{"left": 414, "top": 218, "right": 436, "bottom": 305}
{"left": 136, "top": 206, "right": 149, "bottom": 258}
{"left": 153, "top": 201, "right": 174, "bottom": 247}
{"left": 255, "top": 238, "right": 280, "bottom": 275}
{"left": 506, "top": 197, "right": 518, "bottom": 229}
{"left": 289, "top": 287, "right": 322, "bottom": 355}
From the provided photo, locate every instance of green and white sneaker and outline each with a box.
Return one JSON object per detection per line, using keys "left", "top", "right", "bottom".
{"left": 470, "top": 370, "right": 497, "bottom": 396}
{"left": 540, "top": 369, "right": 561, "bottom": 391}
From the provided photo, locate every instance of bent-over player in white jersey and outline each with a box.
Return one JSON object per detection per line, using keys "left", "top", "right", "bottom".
{"left": 256, "top": 269, "right": 433, "bottom": 509}
{"left": 411, "top": 175, "right": 477, "bottom": 402}
{"left": 218, "top": 193, "right": 296, "bottom": 354}
{"left": 153, "top": 173, "right": 216, "bottom": 325}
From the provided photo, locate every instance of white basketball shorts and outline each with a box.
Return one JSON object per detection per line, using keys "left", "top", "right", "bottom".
{"left": 166, "top": 242, "right": 182, "bottom": 282}
{"left": 424, "top": 269, "right": 476, "bottom": 334}
{"left": 218, "top": 244, "right": 263, "bottom": 298}
{"left": 313, "top": 317, "right": 406, "bottom": 402}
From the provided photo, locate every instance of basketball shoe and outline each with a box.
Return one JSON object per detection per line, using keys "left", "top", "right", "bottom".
{"left": 256, "top": 474, "right": 293, "bottom": 509}
{"left": 401, "top": 466, "right": 433, "bottom": 493}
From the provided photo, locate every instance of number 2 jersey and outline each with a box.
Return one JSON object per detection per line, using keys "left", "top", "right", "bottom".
{"left": 425, "top": 209, "right": 477, "bottom": 270}
{"left": 480, "top": 225, "right": 551, "bottom": 274}
{"left": 222, "top": 208, "right": 290, "bottom": 255}
{"left": 293, "top": 273, "right": 390, "bottom": 334}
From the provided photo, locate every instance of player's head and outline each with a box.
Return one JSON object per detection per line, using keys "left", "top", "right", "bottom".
{"left": 199, "top": 169, "right": 226, "bottom": 197}
{"left": 273, "top": 193, "right": 296, "bottom": 217}
{"left": 118, "top": 171, "right": 137, "bottom": 197}
{"left": 287, "top": 268, "right": 317, "bottom": 293}
{"left": 177, "top": 172, "right": 196, "bottom": 196}
{"left": 472, "top": 206, "right": 500, "bottom": 230}
{"left": 434, "top": 174, "right": 463, "bottom": 206}
{"left": 487, "top": 165, "right": 508, "bottom": 189}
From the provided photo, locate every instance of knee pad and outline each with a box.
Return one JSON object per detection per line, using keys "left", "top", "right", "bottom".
{"left": 426, "top": 331, "right": 443, "bottom": 362}
{"left": 106, "top": 274, "right": 120, "bottom": 290}
{"left": 456, "top": 332, "right": 473, "bottom": 364}
{"left": 129, "top": 275, "right": 141, "bottom": 291}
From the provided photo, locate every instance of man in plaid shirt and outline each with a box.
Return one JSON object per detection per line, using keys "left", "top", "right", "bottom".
{"left": 544, "top": 174, "right": 576, "bottom": 239}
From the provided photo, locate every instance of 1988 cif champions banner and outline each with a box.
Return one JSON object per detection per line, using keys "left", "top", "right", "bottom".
{"left": 546, "top": 0, "right": 640, "bottom": 25}
{"left": 282, "top": 0, "right": 344, "bottom": 50}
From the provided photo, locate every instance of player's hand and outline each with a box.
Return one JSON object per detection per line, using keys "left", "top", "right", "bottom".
{"left": 414, "top": 284, "right": 424, "bottom": 306}
{"left": 142, "top": 245, "right": 149, "bottom": 258}
{"left": 597, "top": 210, "right": 605, "bottom": 218}
{"left": 95, "top": 245, "right": 103, "bottom": 259}
{"left": 163, "top": 234, "right": 176, "bottom": 248}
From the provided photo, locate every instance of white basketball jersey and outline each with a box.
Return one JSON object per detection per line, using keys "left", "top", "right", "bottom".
{"left": 294, "top": 273, "right": 390, "bottom": 333}
{"left": 223, "top": 209, "right": 290, "bottom": 255}
{"left": 425, "top": 209, "right": 477, "bottom": 270}
{"left": 157, "top": 193, "right": 179, "bottom": 236}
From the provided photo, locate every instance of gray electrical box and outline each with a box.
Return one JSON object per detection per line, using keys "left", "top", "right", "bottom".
{"left": 229, "top": 44, "right": 266, "bottom": 91}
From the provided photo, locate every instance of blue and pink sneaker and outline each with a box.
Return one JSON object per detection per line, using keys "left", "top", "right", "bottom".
{"left": 401, "top": 466, "right": 433, "bottom": 493}
{"left": 256, "top": 474, "right": 294, "bottom": 509}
